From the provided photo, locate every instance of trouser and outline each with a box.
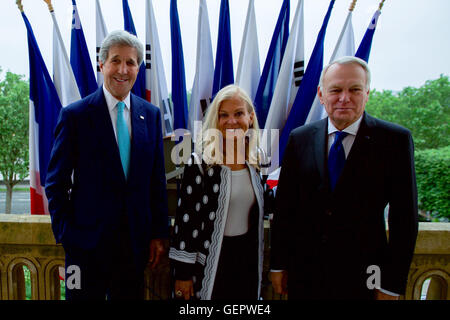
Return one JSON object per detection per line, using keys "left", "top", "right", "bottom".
{"left": 211, "top": 232, "right": 259, "bottom": 300}
{"left": 64, "top": 215, "right": 145, "bottom": 300}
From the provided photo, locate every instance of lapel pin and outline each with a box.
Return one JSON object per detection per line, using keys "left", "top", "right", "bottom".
{"left": 140, "top": 115, "right": 145, "bottom": 120}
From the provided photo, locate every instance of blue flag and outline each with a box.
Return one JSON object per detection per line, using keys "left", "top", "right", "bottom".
{"left": 70, "top": 0, "right": 97, "bottom": 98}
{"left": 278, "top": 0, "right": 335, "bottom": 162}
{"left": 21, "top": 11, "right": 63, "bottom": 214}
{"left": 122, "top": 0, "right": 147, "bottom": 100}
{"left": 355, "top": 10, "right": 381, "bottom": 63}
{"left": 212, "top": 0, "right": 234, "bottom": 97}
{"left": 254, "top": 0, "right": 290, "bottom": 128}
{"left": 170, "top": 0, "right": 189, "bottom": 130}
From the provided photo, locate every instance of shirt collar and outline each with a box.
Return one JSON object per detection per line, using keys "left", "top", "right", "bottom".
{"left": 328, "top": 114, "right": 363, "bottom": 136}
{"left": 103, "top": 84, "right": 131, "bottom": 112}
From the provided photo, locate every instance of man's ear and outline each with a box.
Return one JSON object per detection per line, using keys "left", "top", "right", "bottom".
{"left": 365, "top": 87, "right": 370, "bottom": 103}
{"left": 318, "top": 86, "right": 324, "bottom": 104}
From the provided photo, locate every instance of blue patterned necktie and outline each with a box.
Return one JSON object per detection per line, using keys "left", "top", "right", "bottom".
{"left": 116, "top": 101, "right": 130, "bottom": 178}
{"left": 328, "top": 131, "right": 348, "bottom": 191}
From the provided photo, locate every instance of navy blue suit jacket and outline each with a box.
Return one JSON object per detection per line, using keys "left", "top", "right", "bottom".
{"left": 45, "top": 87, "right": 169, "bottom": 270}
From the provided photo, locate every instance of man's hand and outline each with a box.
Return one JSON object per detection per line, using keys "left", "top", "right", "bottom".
{"left": 175, "top": 280, "right": 194, "bottom": 300}
{"left": 270, "top": 271, "right": 288, "bottom": 295}
{"left": 375, "top": 289, "right": 399, "bottom": 300}
{"left": 149, "top": 239, "right": 165, "bottom": 269}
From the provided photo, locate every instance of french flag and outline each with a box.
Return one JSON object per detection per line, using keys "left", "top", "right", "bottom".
{"left": 95, "top": 0, "right": 108, "bottom": 86}
{"left": 212, "top": 0, "right": 234, "bottom": 97}
{"left": 70, "top": 0, "right": 97, "bottom": 98}
{"left": 355, "top": 9, "right": 382, "bottom": 63}
{"left": 20, "top": 11, "right": 63, "bottom": 215}
{"left": 170, "top": 0, "right": 189, "bottom": 131}
{"left": 146, "top": 0, "right": 174, "bottom": 136}
{"left": 122, "top": 0, "right": 147, "bottom": 100}
{"left": 253, "top": 0, "right": 289, "bottom": 128}
{"left": 188, "top": 0, "right": 214, "bottom": 140}
{"left": 235, "top": 0, "right": 260, "bottom": 100}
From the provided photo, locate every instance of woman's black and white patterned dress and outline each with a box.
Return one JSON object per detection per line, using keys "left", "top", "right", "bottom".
{"left": 169, "top": 153, "right": 265, "bottom": 300}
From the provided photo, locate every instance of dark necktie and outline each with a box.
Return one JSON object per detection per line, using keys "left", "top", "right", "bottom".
{"left": 328, "top": 131, "right": 348, "bottom": 191}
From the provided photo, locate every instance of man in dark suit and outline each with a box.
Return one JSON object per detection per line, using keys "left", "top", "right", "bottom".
{"left": 45, "top": 30, "right": 168, "bottom": 299}
{"left": 270, "top": 56, "right": 418, "bottom": 300}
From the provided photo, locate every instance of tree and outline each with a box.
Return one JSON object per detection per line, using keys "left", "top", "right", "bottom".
{"left": 0, "top": 69, "right": 29, "bottom": 213}
{"left": 366, "top": 75, "right": 450, "bottom": 150}
{"left": 366, "top": 76, "right": 450, "bottom": 220}
{"left": 415, "top": 146, "right": 450, "bottom": 221}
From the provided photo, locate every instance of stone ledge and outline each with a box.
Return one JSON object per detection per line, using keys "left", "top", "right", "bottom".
{"left": 0, "top": 214, "right": 56, "bottom": 246}
{"left": 413, "top": 223, "right": 450, "bottom": 255}
{"left": 0, "top": 214, "right": 448, "bottom": 253}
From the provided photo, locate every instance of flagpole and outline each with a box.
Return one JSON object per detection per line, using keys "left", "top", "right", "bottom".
{"left": 16, "top": 0, "right": 23, "bottom": 12}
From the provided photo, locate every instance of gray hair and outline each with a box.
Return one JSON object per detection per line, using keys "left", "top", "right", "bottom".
{"left": 319, "top": 56, "right": 371, "bottom": 89}
{"left": 99, "top": 30, "right": 144, "bottom": 65}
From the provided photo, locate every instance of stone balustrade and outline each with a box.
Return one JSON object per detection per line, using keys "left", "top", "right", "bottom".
{"left": 0, "top": 214, "right": 448, "bottom": 300}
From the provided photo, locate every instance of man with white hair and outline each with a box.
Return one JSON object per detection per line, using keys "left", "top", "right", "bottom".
{"left": 270, "top": 56, "right": 418, "bottom": 299}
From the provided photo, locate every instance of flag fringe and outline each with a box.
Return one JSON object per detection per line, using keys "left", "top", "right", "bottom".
{"left": 16, "top": 0, "right": 23, "bottom": 12}
{"left": 43, "top": 0, "right": 54, "bottom": 12}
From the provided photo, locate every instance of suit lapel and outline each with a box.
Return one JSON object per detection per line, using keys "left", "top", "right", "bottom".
{"left": 130, "top": 95, "right": 147, "bottom": 146}
{"left": 345, "top": 112, "right": 374, "bottom": 167}
{"left": 128, "top": 95, "right": 148, "bottom": 183}
{"left": 87, "top": 88, "right": 126, "bottom": 184}
{"left": 312, "top": 118, "right": 329, "bottom": 189}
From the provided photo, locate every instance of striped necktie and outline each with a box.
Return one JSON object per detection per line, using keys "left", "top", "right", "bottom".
{"left": 328, "top": 131, "right": 348, "bottom": 191}
{"left": 116, "top": 101, "right": 130, "bottom": 178}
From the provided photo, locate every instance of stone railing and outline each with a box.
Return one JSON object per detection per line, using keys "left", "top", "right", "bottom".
{"left": 0, "top": 214, "right": 448, "bottom": 300}
{"left": 404, "top": 223, "right": 450, "bottom": 300}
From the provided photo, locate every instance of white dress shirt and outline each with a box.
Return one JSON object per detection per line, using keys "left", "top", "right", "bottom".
{"left": 327, "top": 115, "right": 363, "bottom": 158}
{"left": 103, "top": 85, "right": 132, "bottom": 141}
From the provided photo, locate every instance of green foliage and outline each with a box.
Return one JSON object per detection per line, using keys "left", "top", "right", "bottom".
{"left": 367, "top": 76, "right": 449, "bottom": 220}
{"left": 24, "top": 265, "right": 31, "bottom": 300}
{"left": 366, "top": 75, "right": 450, "bottom": 150}
{"left": 0, "top": 69, "right": 29, "bottom": 212}
{"left": 23, "top": 266, "right": 65, "bottom": 300}
{"left": 0, "top": 69, "right": 29, "bottom": 185}
{"left": 415, "top": 146, "right": 450, "bottom": 220}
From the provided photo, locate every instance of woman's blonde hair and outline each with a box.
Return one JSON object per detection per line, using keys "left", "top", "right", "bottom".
{"left": 195, "top": 84, "right": 260, "bottom": 168}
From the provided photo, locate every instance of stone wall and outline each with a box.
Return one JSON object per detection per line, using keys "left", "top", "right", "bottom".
{"left": 0, "top": 214, "right": 448, "bottom": 300}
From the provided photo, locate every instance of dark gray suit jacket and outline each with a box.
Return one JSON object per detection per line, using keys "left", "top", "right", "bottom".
{"left": 270, "top": 112, "right": 418, "bottom": 299}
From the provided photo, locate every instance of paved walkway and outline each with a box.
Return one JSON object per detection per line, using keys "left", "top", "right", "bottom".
{"left": 0, "top": 183, "right": 31, "bottom": 214}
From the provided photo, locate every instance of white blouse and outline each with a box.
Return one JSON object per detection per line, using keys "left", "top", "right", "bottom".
{"left": 224, "top": 168, "right": 256, "bottom": 236}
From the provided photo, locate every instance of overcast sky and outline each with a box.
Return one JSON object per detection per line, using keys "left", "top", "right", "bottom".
{"left": 1, "top": 0, "right": 449, "bottom": 92}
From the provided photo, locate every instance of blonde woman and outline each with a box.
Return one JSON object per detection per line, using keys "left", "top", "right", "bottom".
{"left": 169, "top": 85, "right": 265, "bottom": 300}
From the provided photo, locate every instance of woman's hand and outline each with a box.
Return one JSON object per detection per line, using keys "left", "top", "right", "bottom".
{"left": 175, "top": 280, "right": 194, "bottom": 300}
